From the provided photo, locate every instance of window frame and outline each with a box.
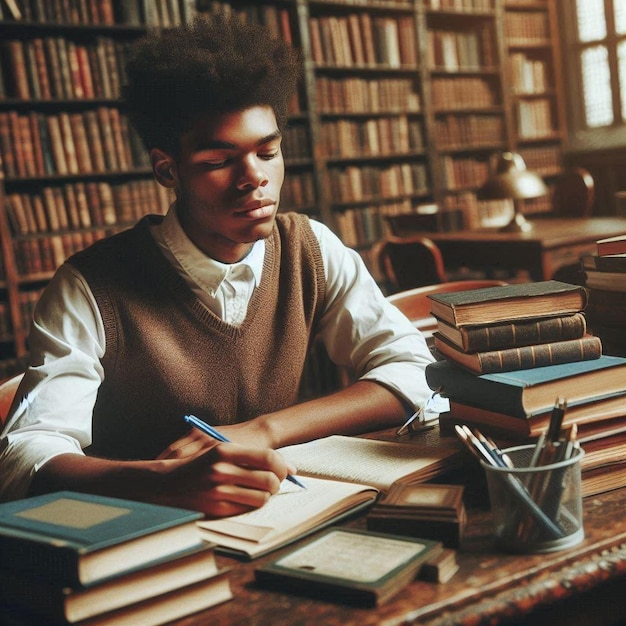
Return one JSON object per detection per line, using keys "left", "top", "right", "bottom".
{"left": 560, "top": 0, "right": 626, "bottom": 151}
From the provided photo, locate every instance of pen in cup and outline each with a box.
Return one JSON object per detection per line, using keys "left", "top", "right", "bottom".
{"left": 183, "top": 414, "right": 306, "bottom": 489}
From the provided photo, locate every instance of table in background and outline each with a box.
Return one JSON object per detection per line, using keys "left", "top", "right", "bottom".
{"left": 175, "top": 428, "right": 626, "bottom": 626}
{"left": 427, "top": 217, "right": 626, "bottom": 282}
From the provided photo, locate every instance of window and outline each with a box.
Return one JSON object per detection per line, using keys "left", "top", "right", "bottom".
{"left": 561, "top": 0, "right": 626, "bottom": 149}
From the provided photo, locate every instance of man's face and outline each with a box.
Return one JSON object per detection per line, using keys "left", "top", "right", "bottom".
{"left": 172, "top": 106, "right": 285, "bottom": 263}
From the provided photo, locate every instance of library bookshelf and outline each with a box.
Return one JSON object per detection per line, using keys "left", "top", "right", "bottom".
{"left": 0, "top": 0, "right": 566, "bottom": 377}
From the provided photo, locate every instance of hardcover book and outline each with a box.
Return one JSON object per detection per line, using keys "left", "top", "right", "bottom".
{"left": 433, "top": 332, "right": 602, "bottom": 374}
{"left": 197, "top": 436, "right": 460, "bottom": 559}
{"left": 0, "top": 544, "right": 223, "bottom": 624}
{"left": 254, "top": 528, "right": 442, "bottom": 606}
{"left": 425, "top": 355, "right": 626, "bottom": 418}
{"left": 0, "top": 491, "right": 204, "bottom": 586}
{"left": 435, "top": 312, "right": 587, "bottom": 353}
{"left": 441, "top": 393, "right": 626, "bottom": 438}
{"left": 596, "top": 234, "right": 626, "bottom": 257}
{"left": 427, "top": 280, "right": 588, "bottom": 327}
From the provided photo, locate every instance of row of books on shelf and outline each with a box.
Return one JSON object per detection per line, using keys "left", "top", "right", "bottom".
{"left": 424, "top": 279, "right": 626, "bottom": 498}
{"left": 441, "top": 155, "right": 490, "bottom": 190}
{"left": 431, "top": 76, "right": 499, "bottom": 111}
{"left": 326, "top": 162, "right": 429, "bottom": 206}
{"left": 1, "top": 36, "right": 127, "bottom": 101}
{"left": 427, "top": 26, "right": 496, "bottom": 71}
{"left": 0, "top": 108, "right": 148, "bottom": 180}
{"left": 433, "top": 113, "right": 503, "bottom": 149}
{"left": 516, "top": 99, "right": 555, "bottom": 140}
{"left": 427, "top": 0, "right": 494, "bottom": 9}
{"left": 517, "top": 145, "right": 561, "bottom": 177}
{"left": 583, "top": 233, "right": 626, "bottom": 357}
{"left": 309, "top": 14, "right": 418, "bottom": 69}
{"left": 202, "top": 1, "right": 293, "bottom": 44}
{"left": 0, "top": 492, "right": 233, "bottom": 625}
{"left": 504, "top": 11, "right": 550, "bottom": 44}
{"left": 509, "top": 52, "right": 549, "bottom": 95}
{"left": 319, "top": 116, "right": 424, "bottom": 160}
{"left": 316, "top": 76, "right": 422, "bottom": 115}
{"left": 0, "top": 289, "right": 42, "bottom": 338}
{"left": 5, "top": 179, "right": 171, "bottom": 237}
{"left": 0, "top": 0, "right": 190, "bottom": 26}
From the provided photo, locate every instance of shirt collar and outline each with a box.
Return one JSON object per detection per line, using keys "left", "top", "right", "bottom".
{"left": 159, "top": 204, "right": 265, "bottom": 296}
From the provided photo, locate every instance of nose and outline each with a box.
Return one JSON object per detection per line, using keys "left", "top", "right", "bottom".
{"left": 236, "top": 156, "right": 269, "bottom": 190}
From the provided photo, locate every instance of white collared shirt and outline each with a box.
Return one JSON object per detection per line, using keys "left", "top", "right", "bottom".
{"left": 0, "top": 207, "right": 435, "bottom": 500}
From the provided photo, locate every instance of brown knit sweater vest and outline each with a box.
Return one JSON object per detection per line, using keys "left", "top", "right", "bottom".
{"left": 67, "top": 212, "right": 326, "bottom": 460}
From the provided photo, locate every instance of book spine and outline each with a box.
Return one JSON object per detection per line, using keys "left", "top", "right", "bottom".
{"left": 461, "top": 313, "right": 587, "bottom": 352}
{"left": 0, "top": 537, "right": 79, "bottom": 586}
{"left": 476, "top": 336, "right": 602, "bottom": 374}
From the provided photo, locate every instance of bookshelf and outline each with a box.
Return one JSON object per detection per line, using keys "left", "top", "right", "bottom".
{"left": 0, "top": 0, "right": 567, "bottom": 376}
{"left": 0, "top": 1, "right": 192, "bottom": 376}
{"left": 501, "top": 0, "right": 566, "bottom": 216}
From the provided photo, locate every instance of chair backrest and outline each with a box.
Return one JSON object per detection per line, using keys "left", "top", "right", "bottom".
{"left": 387, "top": 280, "right": 508, "bottom": 330}
{"left": 373, "top": 235, "right": 447, "bottom": 293}
{"left": 552, "top": 167, "right": 595, "bottom": 217}
{"left": 0, "top": 372, "right": 24, "bottom": 427}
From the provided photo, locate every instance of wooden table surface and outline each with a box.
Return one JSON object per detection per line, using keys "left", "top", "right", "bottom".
{"left": 175, "top": 428, "right": 626, "bottom": 626}
{"left": 427, "top": 217, "right": 626, "bottom": 281}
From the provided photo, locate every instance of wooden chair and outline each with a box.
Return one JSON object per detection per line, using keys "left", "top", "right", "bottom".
{"left": 552, "top": 167, "right": 595, "bottom": 218}
{"left": 0, "top": 372, "right": 24, "bottom": 427}
{"left": 387, "top": 280, "right": 508, "bottom": 334}
{"left": 373, "top": 235, "right": 447, "bottom": 293}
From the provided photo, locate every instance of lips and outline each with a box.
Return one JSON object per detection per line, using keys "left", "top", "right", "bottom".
{"left": 234, "top": 201, "right": 275, "bottom": 220}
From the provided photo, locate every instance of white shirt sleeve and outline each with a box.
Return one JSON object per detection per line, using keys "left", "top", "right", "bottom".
{"left": 310, "top": 219, "right": 435, "bottom": 410}
{"left": 0, "top": 218, "right": 435, "bottom": 501}
{"left": 0, "top": 263, "right": 104, "bottom": 501}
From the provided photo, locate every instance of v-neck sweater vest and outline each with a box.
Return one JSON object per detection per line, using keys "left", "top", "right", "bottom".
{"left": 68, "top": 212, "right": 326, "bottom": 460}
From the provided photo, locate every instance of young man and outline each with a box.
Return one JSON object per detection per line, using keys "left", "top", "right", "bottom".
{"left": 0, "top": 15, "right": 434, "bottom": 517}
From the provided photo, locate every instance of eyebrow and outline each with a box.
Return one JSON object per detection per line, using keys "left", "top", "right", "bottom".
{"left": 193, "top": 130, "right": 282, "bottom": 152}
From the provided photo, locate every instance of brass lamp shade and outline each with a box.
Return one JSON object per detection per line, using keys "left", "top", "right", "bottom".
{"left": 478, "top": 152, "right": 548, "bottom": 232}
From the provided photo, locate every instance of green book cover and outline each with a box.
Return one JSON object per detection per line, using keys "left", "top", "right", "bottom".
{"left": 0, "top": 491, "right": 203, "bottom": 586}
{"left": 255, "top": 528, "right": 442, "bottom": 606}
{"left": 426, "top": 355, "right": 626, "bottom": 418}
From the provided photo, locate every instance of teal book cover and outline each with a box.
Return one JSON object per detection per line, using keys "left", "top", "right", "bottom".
{"left": 426, "top": 355, "right": 626, "bottom": 418}
{"left": 0, "top": 491, "right": 203, "bottom": 586}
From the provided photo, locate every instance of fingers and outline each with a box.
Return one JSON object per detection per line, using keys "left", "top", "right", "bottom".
{"left": 158, "top": 441, "right": 293, "bottom": 517}
{"left": 157, "top": 428, "right": 217, "bottom": 460}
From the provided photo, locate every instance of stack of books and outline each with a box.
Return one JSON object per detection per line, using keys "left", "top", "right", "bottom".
{"left": 429, "top": 280, "right": 600, "bottom": 376}
{"left": 424, "top": 280, "right": 626, "bottom": 498}
{"left": 583, "top": 234, "right": 626, "bottom": 357}
{"left": 0, "top": 491, "right": 232, "bottom": 625}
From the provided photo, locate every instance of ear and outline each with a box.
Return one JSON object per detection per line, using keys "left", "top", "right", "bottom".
{"left": 151, "top": 149, "right": 178, "bottom": 188}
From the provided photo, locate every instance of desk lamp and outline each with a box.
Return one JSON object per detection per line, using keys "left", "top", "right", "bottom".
{"left": 478, "top": 151, "right": 548, "bottom": 232}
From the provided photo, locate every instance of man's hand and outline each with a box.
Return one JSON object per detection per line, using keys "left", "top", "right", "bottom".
{"left": 155, "top": 428, "right": 294, "bottom": 517}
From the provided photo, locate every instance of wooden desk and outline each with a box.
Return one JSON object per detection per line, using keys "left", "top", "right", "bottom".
{"left": 175, "top": 431, "right": 626, "bottom": 626}
{"left": 427, "top": 217, "right": 626, "bottom": 282}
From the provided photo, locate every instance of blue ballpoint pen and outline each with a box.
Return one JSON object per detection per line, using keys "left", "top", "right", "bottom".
{"left": 183, "top": 414, "right": 306, "bottom": 489}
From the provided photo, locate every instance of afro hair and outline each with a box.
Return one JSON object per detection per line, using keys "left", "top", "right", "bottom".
{"left": 123, "top": 12, "right": 301, "bottom": 155}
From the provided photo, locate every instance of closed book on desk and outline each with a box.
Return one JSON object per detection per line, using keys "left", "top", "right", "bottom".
{"left": 427, "top": 281, "right": 588, "bottom": 327}
{"left": 425, "top": 355, "right": 626, "bottom": 418}
{"left": 197, "top": 436, "right": 460, "bottom": 559}
{"left": 1, "top": 569, "right": 233, "bottom": 626}
{"left": 0, "top": 491, "right": 204, "bottom": 586}
{"left": 441, "top": 393, "right": 626, "bottom": 438}
{"left": 433, "top": 332, "right": 602, "bottom": 374}
{"left": 435, "top": 312, "right": 587, "bottom": 353}
{"left": 254, "top": 528, "right": 442, "bottom": 607}
{"left": 0, "top": 544, "right": 225, "bottom": 624}
{"left": 596, "top": 234, "right": 626, "bottom": 256}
